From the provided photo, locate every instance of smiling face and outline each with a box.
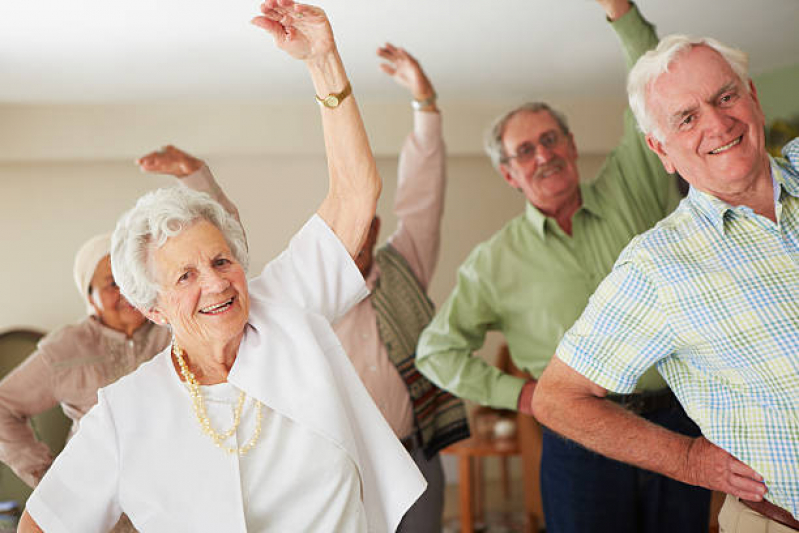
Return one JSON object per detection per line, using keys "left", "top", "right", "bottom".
{"left": 498, "top": 110, "right": 580, "bottom": 215}
{"left": 146, "top": 219, "right": 249, "bottom": 355}
{"left": 89, "top": 255, "right": 147, "bottom": 335}
{"left": 645, "top": 45, "right": 769, "bottom": 200}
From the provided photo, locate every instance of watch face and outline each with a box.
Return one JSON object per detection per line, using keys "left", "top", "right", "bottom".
{"left": 324, "top": 95, "right": 339, "bottom": 108}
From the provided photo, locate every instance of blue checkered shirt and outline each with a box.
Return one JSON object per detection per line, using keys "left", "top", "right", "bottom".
{"left": 557, "top": 138, "right": 799, "bottom": 517}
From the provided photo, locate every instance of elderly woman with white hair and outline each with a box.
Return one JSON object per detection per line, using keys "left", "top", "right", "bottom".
{"left": 19, "top": 2, "right": 425, "bottom": 532}
{"left": 0, "top": 146, "right": 232, "bottom": 490}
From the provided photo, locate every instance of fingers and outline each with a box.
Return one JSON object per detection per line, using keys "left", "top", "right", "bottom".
{"left": 726, "top": 458, "right": 766, "bottom": 500}
{"left": 729, "top": 457, "right": 764, "bottom": 482}
{"left": 377, "top": 43, "right": 407, "bottom": 62}
{"left": 251, "top": 16, "right": 285, "bottom": 38}
{"left": 136, "top": 147, "right": 169, "bottom": 169}
{"left": 378, "top": 63, "right": 396, "bottom": 76}
{"left": 727, "top": 476, "right": 767, "bottom": 501}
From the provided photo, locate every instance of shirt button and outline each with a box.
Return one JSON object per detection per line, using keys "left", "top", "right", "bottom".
{"left": 361, "top": 333, "right": 369, "bottom": 340}
{"left": 369, "top": 365, "right": 377, "bottom": 372}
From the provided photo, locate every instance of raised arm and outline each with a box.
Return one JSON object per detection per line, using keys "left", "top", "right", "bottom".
{"left": 136, "top": 145, "right": 242, "bottom": 225}
{"left": 532, "top": 356, "right": 768, "bottom": 501}
{"left": 253, "top": 0, "right": 380, "bottom": 257}
{"left": 377, "top": 43, "right": 446, "bottom": 287}
{"left": 598, "top": 0, "right": 682, "bottom": 213}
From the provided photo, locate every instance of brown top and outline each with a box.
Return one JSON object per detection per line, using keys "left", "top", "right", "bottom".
{"left": 0, "top": 317, "right": 171, "bottom": 487}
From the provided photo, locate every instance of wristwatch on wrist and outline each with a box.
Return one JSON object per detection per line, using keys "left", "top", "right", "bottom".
{"left": 411, "top": 91, "right": 437, "bottom": 110}
{"left": 315, "top": 82, "right": 352, "bottom": 109}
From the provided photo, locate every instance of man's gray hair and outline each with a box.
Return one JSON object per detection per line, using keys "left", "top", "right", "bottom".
{"left": 628, "top": 34, "right": 749, "bottom": 142}
{"left": 484, "top": 102, "right": 571, "bottom": 170}
{"left": 111, "top": 186, "right": 249, "bottom": 311}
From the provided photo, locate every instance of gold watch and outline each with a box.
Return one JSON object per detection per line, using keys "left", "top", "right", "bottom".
{"left": 315, "top": 82, "right": 352, "bottom": 109}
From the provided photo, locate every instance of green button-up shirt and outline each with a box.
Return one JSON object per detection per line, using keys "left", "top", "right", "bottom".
{"left": 416, "top": 4, "right": 681, "bottom": 410}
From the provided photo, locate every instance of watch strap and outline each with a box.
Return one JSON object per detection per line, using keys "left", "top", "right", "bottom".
{"left": 315, "top": 82, "right": 352, "bottom": 109}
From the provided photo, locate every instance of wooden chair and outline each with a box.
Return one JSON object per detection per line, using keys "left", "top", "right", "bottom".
{"left": 0, "top": 329, "right": 71, "bottom": 504}
{"left": 441, "top": 344, "right": 544, "bottom": 533}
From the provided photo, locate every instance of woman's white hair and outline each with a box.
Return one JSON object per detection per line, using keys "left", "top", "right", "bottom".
{"left": 627, "top": 34, "right": 749, "bottom": 142}
{"left": 111, "top": 186, "right": 248, "bottom": 311}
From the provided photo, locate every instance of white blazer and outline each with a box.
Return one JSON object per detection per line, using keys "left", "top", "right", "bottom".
{"left": 28, "top": 216, "right": 426, "bottom": 533}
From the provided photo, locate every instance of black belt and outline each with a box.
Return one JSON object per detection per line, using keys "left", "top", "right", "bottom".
{"left": 606, "top": 388, "right": 677, "bottom": 415}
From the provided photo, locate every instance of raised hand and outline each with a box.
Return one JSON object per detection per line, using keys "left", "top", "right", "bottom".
{"left": 137, "top": 145, "right": 204, "bottom": 178}
{"left": 252, "top": 0, "right": 335, "bottom": 63}
{"left": 377, "top": 43, "right": 435, "bottom": 103}
{"left": 595, "top": 0, "right": 631, "bottom": 21}
{"left": 682, "top": 436, "right": 767, "bottom": 501}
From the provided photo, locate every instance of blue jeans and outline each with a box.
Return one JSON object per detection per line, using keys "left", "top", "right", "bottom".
{"left": 540, "top": 402, "right": 711, "bottom": 533}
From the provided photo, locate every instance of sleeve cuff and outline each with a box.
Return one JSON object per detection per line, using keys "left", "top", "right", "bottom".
{"left": 493, "top": 373, "right": 528, "bottom": 411}
{"left": 413, "top": 110, "right": 442, "bottom": 145}
{"left": 309, "top": 215, "right": 370, "bottom": 321}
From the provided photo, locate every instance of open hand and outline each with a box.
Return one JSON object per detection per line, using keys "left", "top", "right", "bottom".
{"left": 137, "top": 145, "right": 204, "bottom": 178}
{"left": 252, "top": 0, "right": 335, "bottom": 63}
{"left": 377, "top": 43, "right": 435, "bottom": 102}
{"left": 683, "top": 437, "right": 767, "bottom": 501}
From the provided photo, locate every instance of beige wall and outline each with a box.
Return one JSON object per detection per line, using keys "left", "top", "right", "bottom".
{"left": 0, "top": 147, "right": 605, "bottom": 357}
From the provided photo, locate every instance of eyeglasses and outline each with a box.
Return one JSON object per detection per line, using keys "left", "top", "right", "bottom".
{"left": 504, "top": 130, "right": 563, "bottom": 164}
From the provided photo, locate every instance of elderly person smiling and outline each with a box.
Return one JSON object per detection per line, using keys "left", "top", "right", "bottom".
{"left": 19, "top": 2, "right": 425, "bottom": 532}
{"left": 0, "top": 145, "right": 231, "bottom": 491}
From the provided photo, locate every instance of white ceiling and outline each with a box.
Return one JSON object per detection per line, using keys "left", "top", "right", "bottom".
{"left": 0, "top": 0, "right": 797, "bottom": 104}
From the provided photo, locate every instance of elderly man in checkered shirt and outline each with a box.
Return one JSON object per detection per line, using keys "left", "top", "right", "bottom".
{"left": 532, "top": 32, "right": 799, "bottom": 533}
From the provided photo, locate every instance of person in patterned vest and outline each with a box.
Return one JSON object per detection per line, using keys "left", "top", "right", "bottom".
{"left": 333, "top": 43, "right": 468, "bottom": 532}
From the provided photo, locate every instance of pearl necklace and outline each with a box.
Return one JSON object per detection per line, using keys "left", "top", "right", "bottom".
{"left": 172, "top": 341, "right": 263, "bottom": 456}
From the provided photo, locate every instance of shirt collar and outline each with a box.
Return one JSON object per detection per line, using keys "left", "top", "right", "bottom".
{"left": 579, "top": 182, "right": 603, "bottom": 218}
{"left": 774, "top": 138, "right": 799, "bottom": 199}
{"left": 524, "top": 185, "right": 597, "bottom": 239}
{"left": 687, "top": 154, "right": 797, "bottom": 234}
{"left": 524, "top": 201, "right": 548, "bottom": 238}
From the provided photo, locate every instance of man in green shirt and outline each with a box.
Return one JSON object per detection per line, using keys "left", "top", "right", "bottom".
{"left": 416, "top": 1, "right": 710, "bottom": 531}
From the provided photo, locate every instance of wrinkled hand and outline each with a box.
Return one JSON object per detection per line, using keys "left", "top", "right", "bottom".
{"left": 137, "top": 145, "right": 204, "bottom": 178}
{"left": 377, "top": 43, "right": 435, "bottom": 102}
{"left": 252, "top": 0, "right": 335, "bottom": 62}
{"left": 517, "top": 379, "right": 537, "bottom": 416}
{"left": 682, "top": 437, "right": 766, "bottom": 500}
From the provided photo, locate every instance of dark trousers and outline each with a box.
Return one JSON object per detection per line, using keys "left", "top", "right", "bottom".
{"left": 396, "top": 446, "right": 444, "bottom": 533}
{"left": 540, "top": 402, "right": 711, "bottom": 533}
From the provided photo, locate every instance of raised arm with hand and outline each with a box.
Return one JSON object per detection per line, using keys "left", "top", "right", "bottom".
{"left": 375, "top": 43, "right": 445, "bottom": 287}
{"left": 136, "top": 144, "right": 243, "bottom": 226}
{"left": 532, "top": 356, "right": 768, "bottom": 501}
{"left": 252, "top": 0, "right": 380, "bottom": 257}
{"left": 377, "top": 43, "right": 437, "bottom": 112}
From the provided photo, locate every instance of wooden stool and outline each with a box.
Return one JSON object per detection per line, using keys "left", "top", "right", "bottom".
{"left": 441, "top": 435, "right": 525, "bottom": 533}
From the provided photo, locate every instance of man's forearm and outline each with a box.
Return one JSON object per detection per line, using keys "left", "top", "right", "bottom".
{"left": 534, "top": 384, "right": 690, "bottom": 480}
